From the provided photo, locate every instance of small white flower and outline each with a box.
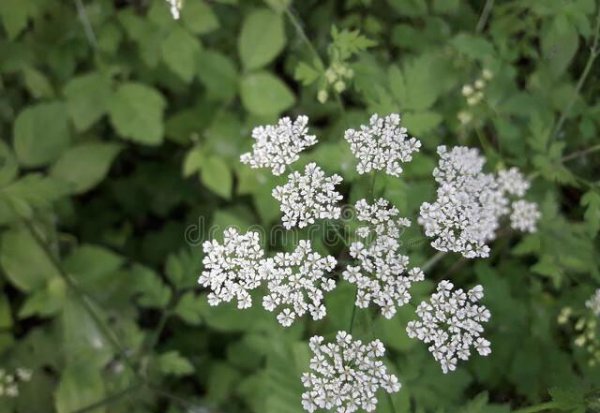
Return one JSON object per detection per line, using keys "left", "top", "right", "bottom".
{"left": 586, "top": 289, "right": 600, "bottom": 316}
{"left": 262, "top": 240, "right": 337, "bottom": 327}
{"left": 510, "top": 200, "right": 540, "bottom": 233}
{"left": 301, "top": 331, "right": 401, "bottom": 413}
{"left": 198, "top": 228, "right": 265, "bottom": 309}
{"left": 165, "top": 0, "right": 182, "bottom": 19}
{"left": 343, "top": 199, "right": 423, "bottom": 318}
{"left": 406, "top": 280, "right": 491, "bottom": 373}
{"left": 273, "top": 163, "right": 343, "bottom": 229}
{"left": 241, "top": 116, "right": 317, "bottom": 176}
{"left": 344, "top": 113, "right": 421, "bottom": 177}
{"left": 497, "top": 167, "right": 530, "bottom": 197}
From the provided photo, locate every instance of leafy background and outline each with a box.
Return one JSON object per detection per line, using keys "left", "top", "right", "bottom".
{"left": 0, "top": 0, "right": 599, "bottom": 412}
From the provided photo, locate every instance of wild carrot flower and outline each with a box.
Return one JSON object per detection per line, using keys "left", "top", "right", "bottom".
{"left": 510, "top": 200, "right": 541, "bottom": 233}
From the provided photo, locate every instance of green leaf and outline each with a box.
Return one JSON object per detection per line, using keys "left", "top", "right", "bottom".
{"left": 50, "top": 143, "right": 122, "bottom": 194}
{"left": 22, "top": 67, "right": 54, "bottom": 99}
{"left": 55, "top": 363, "right": 106, "bottom": 413}
{"left": 451, "top": 33, "right": 495, "bottom": 60}
{"left": 108, "top": 83, "right": 166, "bottom": 145}
{"left": 0, "top": 140, "right": 18, "bottom": 186}
{"left": 13, "top": 102, "right": 71, "bottom": 167}
{"left": 238, "top": 8, "right": 286, "bottom": 70}
{"left": 63, "top": 72, "right": 112, "bottom": 132}
{"left": 403, "top": 111, "right": 442, "bottom": 135}
{"left": 131, "top": 264, "right": 172, "bottom": 308}
{"left": 183, "top": 145, "right": 205, "bottom": 177}
{"left": 197, "top": 49, "right": 238, "bottom": 101}
{"left": 182, "top": 0, "right": 219, "bottom": 34}
{"left": 240, "top": 72, "right": 295, "bottom": 116}
{"left": 161, "top": 26, "right": 201, "bottom": 83}
{"left": 174, "top": 292, "right": 204, "bottom": 325}
{"left": 0, "top": 174, "right": 69, "bottom": 219}
{"left": 157, "top": 351, "right": 195, "bottom": 376}
{"left": 581, "top": 190, "right": 600, "bottom": 237}
{"left": 541, "top": 15, "right": 579, "bottom": 78}
{"left": 294, "top": 61, "right": 321, "bottom": 86}
{"left": 0, "top": 0, "right": 36, "bottom": 39}
{"left": 549, "top": 385, "right": 586, "bottom": 412}
{"left": 165, "top": 249, "right": 198, "bottom": 289}
{"left": 0, "top": 226, "right": 60, "bottom": 292}
{"left": 201, "top": 156, "right": 232, "bottom": 199}
{"left": 19, "top": 277, "right": 66, "bottom": 318}
{"left": 64, "top": 245, "right": 124, "bottom": 282}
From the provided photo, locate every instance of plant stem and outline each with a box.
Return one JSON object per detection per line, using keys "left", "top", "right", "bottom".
{"left": 476, "top": 0, "right": 495, "bottom": 32}
{"left": 513, "top": 401, "right": 560, "bottom": 413}
{"left": 549, "top": 7, "right": 600, "bottom": 143}
{"left": 421, "top": 251, "right": 446, "bottom": 273}
{"left": 561, "top": 143, "right": 600, "bottom": 162}
{"left": 71, "top": 382, "right": 143, "bottom": 413}
{"left": 348, "top": 292, "right": 358, "bottom": 333}
{"left": 74, "top": 0, "right": 98, "bottom": 48}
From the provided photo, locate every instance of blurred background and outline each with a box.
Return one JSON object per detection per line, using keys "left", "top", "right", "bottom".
{"left": 0, "top": 0, "right": 599, "bottom": 412}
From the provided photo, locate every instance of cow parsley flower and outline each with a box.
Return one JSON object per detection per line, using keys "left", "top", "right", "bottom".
{"left": 497, "top": 167, "right": 530, "bottom": 197}
{"left": 586, "top": 289, "right": 600, "bottom": 316}
{"left": 418, "top": 146, "right": 509, "bottom": 258}
{"left": 273, "top": 163, "right": 343, "bottom": 229}
{"left": 199, "top": 228, "right": 265, "bottom": 309}
{"left": 301, "top": 331, "right": 401, "bottom": 413}
{"left": 344, "top": 113, "right": 421, "bottom": 177}
{"left": 0, "top": 368, "right": 32, "bottom": 398}
{"left": 510, "top": 200, "right": 541, "bottom": 233}
{"left": 262, "top": 240, "right": 337, "bottom": 327}
{"left": 165, "top": 0, "right": 182, "bottom": 19}
{"left": 240, "top": 116, "right": 317, "bottom": 176}
{"left": 343, "top": 199, "right": 424, "bottom": 318}
{"left": 406, "top": 280, "right": 491, "bottom": 373}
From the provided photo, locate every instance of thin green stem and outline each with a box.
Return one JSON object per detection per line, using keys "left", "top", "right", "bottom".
{"left": 284, "top": 7, "right": 322, "bottom": 66}
{"left": 549, "top": 7, "right": 600, "bottom": 144}
{"left": 476, "top": 0, "right": 495, "bottom": 32}
{"left": 386, "top": 392, "right": 398, "bottom": 413}
{"left": 348, "top": 291, "right": 358, "bottom": 334}
{"left": 513, "top": 401, "right": 560, "bottom": 413}
{"left": 70, "top": 382, "right": 143, "bottom": 413}
{"left": 74, "top": 0, "right": 98, "bottom": 48}
{"left": 561, "top": 143, "right": 600, "bottom": 162}
{"left": 421, "top": 251, "right": 446, "bottom": 273}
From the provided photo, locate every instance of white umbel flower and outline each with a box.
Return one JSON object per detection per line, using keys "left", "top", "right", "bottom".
{"left": 165, "top": 0, "right": 182, "bottom": 19}
{"left": 0, "top": 367, "right": 32, "bottom": 398}
{"left": 240, "top": 116, "right": 317, "bottom": 176}
{"left": 343, "top": 199, "right": 424, "bottom": 318}
{"left": 273, "top": 163, "right": 343, "bottom": 229}
{"left": 497, "top": 167, "right": 530, "bottom": 197}
{"left": 418, "top": 146, "right": 509, "bottom": 258}
{"left": 344, "top": 113, "right": 421, "bottom": 177}
{"left": 301, "top": 331, "right": 401, "bottom": 413}
{"left": 406, "top": 281, "right": 491, "bottom": 373}
{"left": 510, "top": 200, "right": 541, "bottom": 233}
{"left": 586, "top": 289, "right": 600, "bottom": 316}
{"left": 199, "top": 228, "right": 265, "bottom": 309}
{"left": 262, "top": 240, "right": 337, "bottom": 327}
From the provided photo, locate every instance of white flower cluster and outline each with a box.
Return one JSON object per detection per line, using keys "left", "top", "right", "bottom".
{"left": 165, "top": 0, "right": 182, "bottom": 19}
{"left": 241, "top": 116, "right": 317, "bottom": 176}
{"left": 301, "top": 331, "right": 400, "bottom": 413}
{"left": 200, "top": 229, "right": 338, "bottom": 327}
{"left": 199, "top": 228, "right": 265, "bottom": 309}
{"left": 343, "top": 199, "right": 424, "bottom": 319}
{"left": 0, "top": 368, "right": 32, "bottom": 398}
{"left": 262, "top": 240, "right": 337, "bottom": 327}
{"left": 344, "top": 114, "right": 421, "bottom": 177}
{"left": 419, "top": 146, "right": 540, "bottom": 258}
{"left": 586, "top": 289, "right": 600, "bottom": 316}
{"left": 273, "top": 163, "right": 343, "bottom": 229}
{"left": 406, "top": 280, "right": 491, "bottom": 373}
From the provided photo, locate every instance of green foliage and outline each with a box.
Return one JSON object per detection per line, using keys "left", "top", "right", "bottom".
{"left": 0, "top": 0, "right": 600, "bottom": 412}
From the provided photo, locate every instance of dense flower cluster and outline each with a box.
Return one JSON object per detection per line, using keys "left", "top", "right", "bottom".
{"left": 199, "top": 228, "right": 265, "bottom": 309}
{"left": 344, "top": 114, "right": 421, "bottom": 177}
{"left": 262, "top": 240, "right": 337, "bottom": 326}
{"left": 510, "top": 200, "right": 541, "bottom": 233}
{"left": 301, "top": 331, "right": 400, "bottom": 412}
{"left": 586, "top": 289, "right": 600, "bottom": 316}
{"left": 419, "top": 146, "right": 540, "bottom": 258}
{"left": 241, "top": 116, "right": 317, "bottom": 176}
{"left": 406, "top": 280, "right": 491, "bottom": 373}
{"left": 343, "top": 199, "right": 424, "bottom": 318}
{"left": 273, "top": 163, "right": 343, "bottom": 229}
{"left": 0, "top": 368, "right": 32, "bottom": 398}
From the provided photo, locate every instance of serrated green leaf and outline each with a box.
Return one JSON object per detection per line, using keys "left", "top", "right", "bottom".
{"left": 581, "top": 190, "right": 600, "bottom": 237}
{"left": 238, "top": 8, "right": 286, "bottom": 70}
{"left": 55, "top": 363, "right": 106, "bottom": 413}
{"left": 157, "top": 351, "right": 194, "bottom": 376}
{"left": 108, "top": 83, "right": 166, "bottom": 145}
{"left": 174, "top": 292, "right": 204, "bottom": 325}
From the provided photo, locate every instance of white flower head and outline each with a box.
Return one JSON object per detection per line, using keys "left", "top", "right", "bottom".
{"left": 0, "top": 368, "right": 32, "bottom": 399}
{"left": 343, "top": 199, "right": 424, "bottom": 319}
{"left": 273, "top": 163, "right": 343, "bottom": 229}
{"left": 166, "top": 0, "right": 182, "bottom": 19}
{"left": 497, "top": 167, "right": 530, "bottom": 197}
{"left": 418, "top": 146, "right": 509, "bottom": 258}
{"left": 406, "top": 281, "right": 491, "bottom": 373}
{"left": 586, "top": 289, "right": 600, "bottom": 316}
{"left": 510, "top": 200, "right": 540, "bottom": 233}
{"left": 301, "top": 331, "right": 401, "bottom": 413}
{"left": 199, "top": 228, "right": 265, "bottom": 309}
{"left": 262, "top": 240, "right": 337, "bottom": 327}
{"left": 344, "top": 113, "right": 421, "bottom": 177}
{"left": 241, "top": 116, "right": 317, "bottom": 176}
